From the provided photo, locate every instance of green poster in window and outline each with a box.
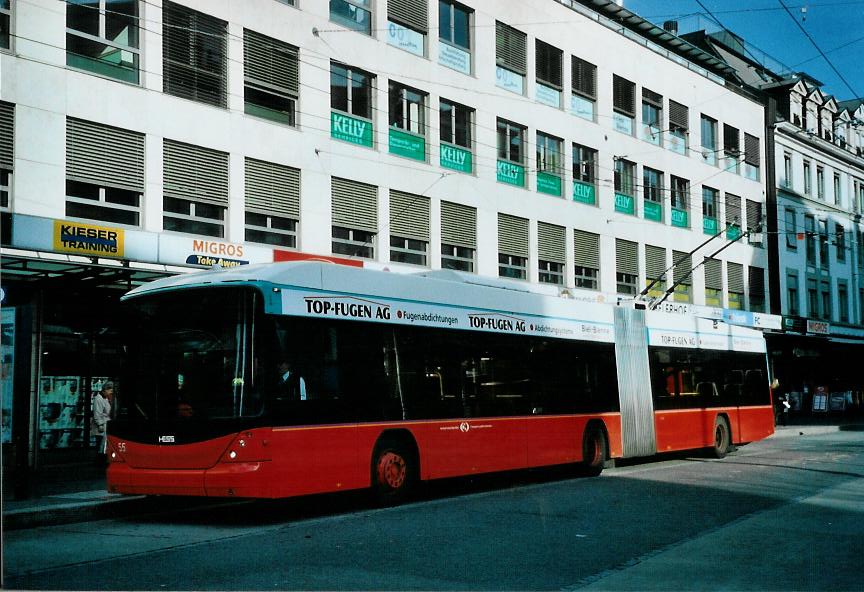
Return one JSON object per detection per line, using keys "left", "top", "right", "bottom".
{"left": 671, "top": 208, "right": 688, "bottom": 228}
{"left": 440, "top": 144, "right": 472, "bottom": 173}
{"left": 727, "top": 224, "right": 741, "bottom": 240}
{"left": 572, "top": 181, "right": 595, "bottom": 204}
{"left": 497, "top": 160, "right": 525, "bottom": 187}
{"left": 331, "top": 112, "right": 373, "bottom": 147}
{"left": 615, "top": 193, "right": 635, "bottom": 215}
{"left": 703, "top": 216, "right": 719, "bottom": 235}
{"left": 644, "top": 201, "right": 662, "bottom": 222}
{"left": 537, "top": 172, "right": 562, "bottom": 196}
{"left": 389, "top": 128, "right": 426, "bottom": 161}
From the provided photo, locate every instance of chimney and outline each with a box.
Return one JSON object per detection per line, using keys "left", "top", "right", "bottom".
{"left": 663, "top": 20, "right": 679, "bottom": 36}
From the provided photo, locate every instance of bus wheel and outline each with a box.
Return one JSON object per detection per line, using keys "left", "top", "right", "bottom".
{"left": 580, "top": 424, "right": 607, "bottom": 477}
{"left": 712, "top": 416, "right": 731, "bottom": 459}
{"left": 372, "top": 442, "right": 415, "bottom": 504}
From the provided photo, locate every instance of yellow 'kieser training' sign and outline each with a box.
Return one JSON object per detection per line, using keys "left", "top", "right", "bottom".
{"left": 53, "top": 220, "right": 125, "bottom": 257}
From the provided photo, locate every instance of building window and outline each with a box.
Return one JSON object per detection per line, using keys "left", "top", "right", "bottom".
{"left": 441, "top": 244, "right": 474, "bottom": 272}
{"left": 497, "top": 118, "right": 526, "bottom": 187}
{"left": 819, "top": 219, "right": 829, "bottom": 268}
{"left": 641, "top": 88, "right": 662, "bottom": 145}
{"left": 643, "top": 167, "right": 663, "bottom": 222}
{"left": 0, "top": 169, "right": 10, "bottom": 210}
{"left": 66, "top": 118, "right": 144, "bottom": 226}
{"left": 744, "top": 133, "right": 760, "bottom": 181}
{"left": 441, "top": 200, "right": 476, "bottom": 272}
{"left": 807, "top": 278, "right": 818, "bottom": 318}
{"left": 244, "top": 157, "right": 299, "bottom": 247}
{"left": 66, "top": 0, "right": 140, "bottom": 83}
{"left": 332, "top": 226, "right": 375, "bottom": 259}
{"left": 785, "top": 208, "right": 797, "bottom": 250}
{"left": 612, "top": 75, "right": 635, "bottom": 135}
{"left": 833, "top": 173, "right": 842, "bottom": 205}
{"left": 572, "top": 144, "right": 597, "bottom": 204}
{"left": 749, "top": 266, "right": 766, "bottom": 313}
{"left": 389, "top": 190, "right": 430, "bottom": 267}
{"left": 571, "top": 56, "right": 596, "bottom": 121}
{"left": 746, "top": 199, "right": 763, "bottom": 245}
{"left": 537, "top": 221, "right": 565, "bottom": 285}
{"left": 0, "top": 1, "right": 10, "bottom": 50}
{"left": 787, "top": 270, "right": 799, "bottom": 316}
{"left": 702, "top": 186, "right": 718, "bottom": 234}
{"left": 782, "top": 153, "right": 792, "bottom": 188}
{"left": 723, "top": 124, "right": 740, "bottom": 174}
{"left": 387, "top": 0, "right": 428, "bottom": 57}
{"left": 670, "top": 175, "right": 689, "bottom": 227}
{"left": 700, "top": 114, "right": 718, "bottom": 165}
{"left": 614, "top": 158, "right": 636, "bottom": 215}
{"left": 535, "top": 39, "right": 562, "bottom": 107}
{"left": 536, "top": 132, "right": 563, "bottom": 196}
{"left": 704, "top": 257, "right": 722, "bottom": 308}
{"left": 389, "top": 81, "right": 426, "bottom": 135}
{"left": 728, "top": 262, "right": 744, "bottom": 310}
{"left": 836, "top": 223, "right": 846, "bottom": 263}
{"left": 803, "top": 160, "right": 812, "bottom": 195}
{"left": 331, "top": 63, "right": 373, "bottom": 119}
{"left": 331, "top": 176, "right": 377, "bottom": 259}
{"left": 163, "top": 197, "right": 225, "bottom": 238}
{"left": 440, "top": 99, "right": 472, "bottom": 147}
{"left": 0, "top": 101, "right": 13, "bottom": 210}
{"left": 673, "top": 251, "right": 692, "bottom": 303}
{"left": 330, "top": 0, "right": 372, "bottom": 35}
{"left": 163, "top": 1, "right": 227, "bottom": 108}
{"left": 616, "top": 238, "right": 638, "bottom": 296}
{"left": 817, "top": 166, "right": 825, "bottom": 199}
{"left": 439, "top": 0, "right": 472, "bottom": 74}
{"left": 498, "top": 213, "right": 529, "bottom": 280}
{"left": 668, "top": 100, "right": 688, "bottom": 155}
{"left": 574, "top": 229, "right": 600, "bottom": 290}
{"left": 838, "top": 281, "right": 849, "bottom": 323}
{"left": 243, "top": 30, "right": 298, "bottom": 126}
{"left": 495, "top": 21, "right": 526, "bottom": 94}
{"left": 804, "top": 215, "right": 816, "bottom": 265}
{"left": 820, "top": 279, "right": 831, "bottom": 320}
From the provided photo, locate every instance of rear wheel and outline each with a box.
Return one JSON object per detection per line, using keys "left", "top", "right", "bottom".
{"left": 711, "top": 416, "right": 731, "bottom": 459}
{"left": 580, "top": 424, "right": 608, "bottom": 477}
{"left": 371, "top": 441, "right": 415, "bottom": 505}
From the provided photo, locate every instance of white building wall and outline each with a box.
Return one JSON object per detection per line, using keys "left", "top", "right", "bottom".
{"left": 2, "top": 0, "right": 770, "bottom": 309}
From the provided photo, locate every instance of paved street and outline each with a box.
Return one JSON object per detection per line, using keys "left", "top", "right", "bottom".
{"left": 4, "top": 429, "right": 864, "bottom": 591}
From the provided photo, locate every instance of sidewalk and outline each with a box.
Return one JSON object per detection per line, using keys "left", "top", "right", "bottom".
{"left": 4, "top": 418, "right": 864, "bottom": 530}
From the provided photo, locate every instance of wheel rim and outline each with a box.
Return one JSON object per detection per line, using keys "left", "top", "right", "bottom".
{"left": 587, "top": 431, "right": 603, "bottom": 466}
{"left": 377, "top": 451, "right": 407, "bottom": 490}
{"left": 715, "top": 424, "right": 727, "bottom": 450}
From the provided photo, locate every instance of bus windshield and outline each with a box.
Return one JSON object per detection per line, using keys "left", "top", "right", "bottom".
{"left": 118, "top": 287, "right": 262, "bottom": 422}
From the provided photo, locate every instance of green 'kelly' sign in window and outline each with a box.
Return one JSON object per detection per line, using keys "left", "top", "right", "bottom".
{"left": 703, "top": 216, "right": 719, "bottom": 235}
{"left": 615, "top": 193, "right": 635, "bottom": 215}
{"left": 572, "top": 181, "right": 595, "bottom": 204}
{"left": 672, "top": 208, "right": 688, "bottom": 228}
{"left": 497, "top": 160, "right": 525, "bottom": 187}
{"left": 537, "top": 172, "right": 562, "bottom": 196}
{"left": 644, "top": 201, "right": 662, "bottom": 222}
{"left": 440, "top": 144, "right": 472, "bottom": 173}
{"left": 727, "top": 224, "right": 741, "bottom": 240}
{"left": 389, "top": 128, "right": 426, "bottom": 161}
{"left": 331, "top": 112, "right": 373, "bottom": 147}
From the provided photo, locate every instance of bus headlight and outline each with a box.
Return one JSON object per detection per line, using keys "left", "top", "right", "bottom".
{"left": 220, "top": 429, "right": 272, "bottom": 463}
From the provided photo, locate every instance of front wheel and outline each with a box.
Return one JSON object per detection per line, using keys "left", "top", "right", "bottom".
{"left": 371, "top": 442, "right": 415, "bottom": 505}
{"left": 579, "top": 425, "right": 608, "bottom": 477}
{"left": 711, "top": 416, "right": 731, "bottom": 459}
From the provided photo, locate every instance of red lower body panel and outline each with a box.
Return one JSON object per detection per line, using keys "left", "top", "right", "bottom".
{"left": 654, "top": 405, "right": 774, "bottom": 453}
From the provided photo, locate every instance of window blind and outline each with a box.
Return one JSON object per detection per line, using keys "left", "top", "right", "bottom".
{"left": 723, "top": 124, "right": 740, "bottom": 156}
{"left": 726, "top": 194, "right": 741, "bottom": 225}
{"left": 727, "top": 262, "right": 744, "bottom": 293}
{"left": 744, "top": 133, "right": 760, "bottom": 167}
{"left": 573, "top": 229, "right": 599, "bottom": 269}
{"left": 645, "top": 244, "right": 666, "bottom": 281}
{"left": 746, "top": 199, "right": 763, "bottom": 232}
{"left": 390, "top": 190, "right": 430, "bottom": 241}
{"left": 673, "top": 251, "right": 692, "bottom": 286}
{"left": 244, "top": 29, "right": 299, "bottom": 96}
{"left": 616, "top": 239, "right": 638, "bottom": 276}
{"left": 498, "top": 213, "right": 529, "bottom": 258}
{"left": 67, "top": 117, "right": 144, "bottom": 192}
{"left": 613, "top": 75, "right": 635, "bottom": 116}
{"left": 0, "top": 101, "right": 13, "bottom": 170}
{"left": 331, "top": 177, "right": 378, "bottom": 233}
{"left": 245, "top": 157, "right": 300, "bottom": 218}
{"left": 440, "top": 200, "right": 476, "bottom": 249}
{"left": 495, "top": 21, "right": 526, "bottom": 74}
{"left": 704, "top": 257, "right": 722, "bottom": 290}
{"left": 571, "top": 57, "right": 596, "bottom": 99}
{"left": 537, "top": 221, "right": 565, "bottom": 263}
{"left": 535, "top": 40, "right": 562, "bottom": 89}
{"left": 388, "top": 0, "right": 428, "bottom": 32}
{"left": 163, "top": 139, "right": 229, "bottom": 206}
{"left": 669, "top": 100, "right": 688, "bottom": 130}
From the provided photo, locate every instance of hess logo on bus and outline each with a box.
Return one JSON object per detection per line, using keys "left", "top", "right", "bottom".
{"left": 158, "top": 435, "right": 176, "bottom": 443}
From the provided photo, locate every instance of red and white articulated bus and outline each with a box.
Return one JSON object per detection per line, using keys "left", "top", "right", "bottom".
{"left": 107, "top": 262, "right": 774, "bottom": 502}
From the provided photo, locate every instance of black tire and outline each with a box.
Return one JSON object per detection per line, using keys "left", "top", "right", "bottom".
{"left": 580, "top": 424, "right": 608, "bottom": 477}
{"left": 371, "top": 440, "right": 416, "bottom": 505}
{"left": 711, "top": 416, "right": 731, "bottom": 459}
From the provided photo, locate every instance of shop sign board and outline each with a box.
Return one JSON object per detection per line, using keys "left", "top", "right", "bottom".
{"left": 614, "top": 192, "right": 635, "bottom": 215}
{"left": 806, "top": 320, "right": 830, "bottom": 335}
{"left": 1, "top": 307, "right": 14, "bottom": 444}
{"left": 812, "top": 386, "right": 829, "bottom": 412}
{"left": 440, "top": 144, "right": 472, "bottom": 173}
{"left": 536, "top": 83, "right": 560, "bottom": 108}
{"left": 53, "top": 220, "right": 124, "bottom": 257}
{"left": 644, "top": 201, "right": 662, "bottom": 222}
{"left": 159, "top": 235, "right": 273, "bottom": 268}
{"left": 439, "top": 42, "right": 471, "bottom": 75}
{"left": 572, "top": 180, "right": 595, "bottom": 204}
{"left": 703, "top": 216, "right": 718, "bottom": 235}
{"left": 497, "top": 160, "right": 525, "bottom": 187}
{"left": 389, "top": 128, "right": 426, "bottom": 161}
{"left": 331, "top": 112, "right": 373, "bottom": 147}
{"left": 570, "top": 94, "right": 595, "bottom": 121}
{"left": 537, "top": 172, "right": 562, "bottom": 196}
{"left": 386, "top": 20, "right": 424, "bottom": 57}
{"left": 495, "top": 66, "right": 524, "bottom": 95}
{"left": 671, "top": 208, "right": 688, "bottom": 228}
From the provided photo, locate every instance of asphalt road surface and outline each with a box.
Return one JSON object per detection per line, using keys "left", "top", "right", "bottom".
{"left": 5, "top": 429, "right": 864, "bottom": 591}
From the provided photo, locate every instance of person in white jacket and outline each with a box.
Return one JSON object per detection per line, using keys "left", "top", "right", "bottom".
{"left": 91, "top": 382, "right": 114, "bottom": 457}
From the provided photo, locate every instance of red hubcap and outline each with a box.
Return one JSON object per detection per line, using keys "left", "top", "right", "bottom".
{"left": 377, "top": 452, "right": 406, "bottom": 489}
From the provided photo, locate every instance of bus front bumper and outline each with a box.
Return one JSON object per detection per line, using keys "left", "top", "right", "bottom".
{"left": 107, "top": 461, "right": 272, "bottom": 498}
